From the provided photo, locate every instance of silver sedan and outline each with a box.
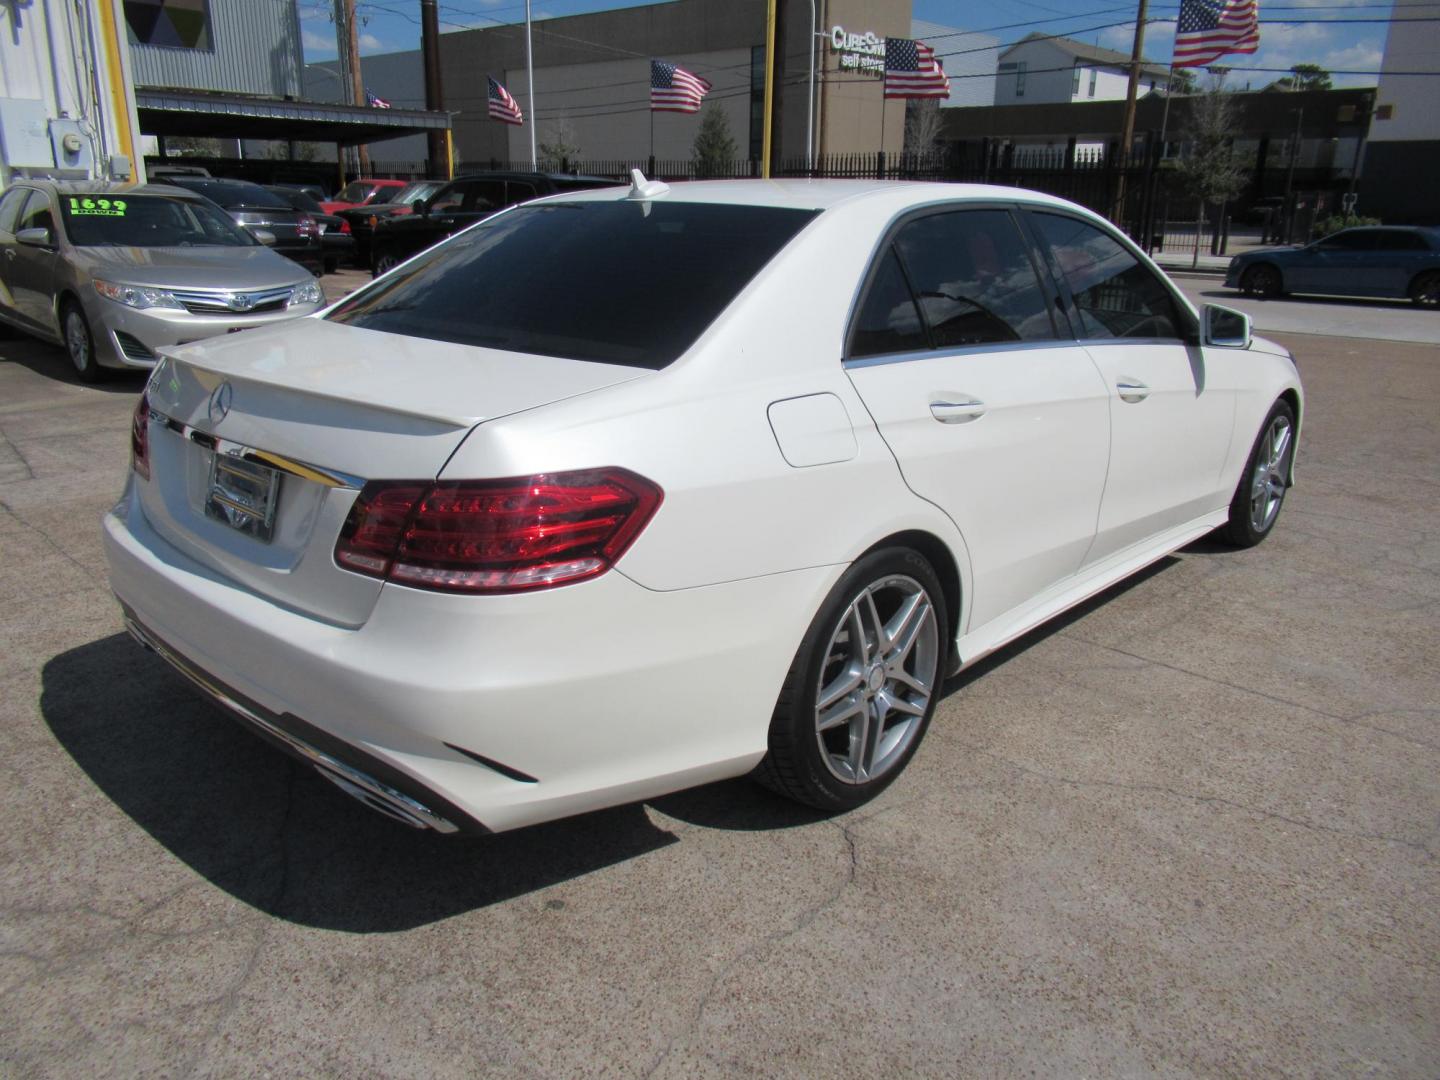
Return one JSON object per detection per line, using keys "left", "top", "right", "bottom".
{"left": 0, "top": 180, "right": 323, "bottom": 382}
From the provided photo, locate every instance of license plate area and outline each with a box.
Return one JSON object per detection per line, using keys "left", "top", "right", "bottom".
{"left": 205, "top": 452, "right": 281, "bottom": 542}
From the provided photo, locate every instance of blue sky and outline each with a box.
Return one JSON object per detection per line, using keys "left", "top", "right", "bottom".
{"left": 297, "top": 0, "right": 1393, "bottom": 90}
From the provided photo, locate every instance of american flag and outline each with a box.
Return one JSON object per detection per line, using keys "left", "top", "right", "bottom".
{"left": 883, "top": 38, "right": 951, "bottom": 100}
{"left": 650, "top": 60, "right": 712, "bottom": 113}
{"left": 487, "top": 76, "right": 523, "bottom": 126}
{"left": 1172, "top": 0, "right": 1260, "bottom": 67}
{"left": 365, "top": 88, "right": 391, "bottom": 109}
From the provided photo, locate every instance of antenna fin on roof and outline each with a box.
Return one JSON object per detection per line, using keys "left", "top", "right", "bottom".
{"left": 628, "top": 169, "right": 670, "bottom": 200}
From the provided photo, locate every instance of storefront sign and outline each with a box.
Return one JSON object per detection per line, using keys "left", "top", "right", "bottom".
{"left": 830, "top": 25, "right": 885, "bottom": 77}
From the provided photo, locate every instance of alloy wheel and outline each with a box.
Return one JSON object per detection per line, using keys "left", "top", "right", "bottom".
{"left": 814, "top": 574, "right": 939, "bottom": 785}
{"left": 65, "top": 310, "right": 91, "bottom": 374}
{"left": 1249, "top": 413, "right": 1292, "bottom": 533}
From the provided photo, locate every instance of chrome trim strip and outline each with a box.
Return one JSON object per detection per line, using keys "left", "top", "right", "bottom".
{"left": 844, "top": 339, "right": 1083, "bottom": 370}
{"left": 123, "top": 613, "right": 459, "bottom": 834}
{"left": 151, "top": 409, "right": 365, "bottom": 489}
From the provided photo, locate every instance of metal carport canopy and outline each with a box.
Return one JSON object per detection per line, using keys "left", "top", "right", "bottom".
{"left": 134, "top": 90, "right": 450, "bottom": 146}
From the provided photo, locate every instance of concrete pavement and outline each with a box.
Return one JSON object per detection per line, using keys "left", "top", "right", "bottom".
{"left": 1, "top": 320, "right": 1437, "bottom": 1077}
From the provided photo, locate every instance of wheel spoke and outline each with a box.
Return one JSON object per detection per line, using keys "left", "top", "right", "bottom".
{"left": 847, "top": 705, "right": 874, "bottom": 780}
{"left": 861, "top": 588, "right": 888, "bottom": 654}
{"left": 1269, "top": 423, "right": 1291, "bottom": 469}
{"left": 818, "top": 697, "right": 865, "bottom": 733}
{"left": 884, "top": 593, "right": 930, "bottom": 667}
{"left": 879, "top": 689, "right": 925, "bottom": 718}
{"left": 846, "top": 604, "right": 871, "bottom": 667}
{"left": 817, "top": 666, "right": 863, "bottom": 712}
{"left": 887, "top": 664, "right": 930, "bottom": 695}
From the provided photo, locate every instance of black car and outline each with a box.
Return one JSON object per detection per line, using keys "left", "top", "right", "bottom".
{"left": 163, "top": 176, "right": 323, "bottom": 273}
{"left": 266, "top": 185, "right": 354, "bottom": 273}
{"left": 369, "top": 172, "right": 618, "bottom": 275}
{"left": 335, "top": 180, "right": 445, "bottom": 266}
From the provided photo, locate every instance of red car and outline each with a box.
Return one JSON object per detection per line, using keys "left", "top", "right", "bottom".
{"left": 321, "top": 178, "right": 407, "bottom": 215}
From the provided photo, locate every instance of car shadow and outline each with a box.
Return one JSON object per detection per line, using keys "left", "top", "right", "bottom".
{"left": 0, "top": 333, "right": 148, "bottom": 393}
{"left": 40, "top": 555, "right": 1186, "bottom": 933}
{"left": 41, "top": 633, "right": 680, "bottom": 933}
{"left": 1193, "top": 286, "right": 1414, "bottom": 312}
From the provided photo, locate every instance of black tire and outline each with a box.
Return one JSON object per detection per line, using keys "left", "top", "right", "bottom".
{"left": 754, "top": 547, "right": 949, "bottom": 812}
{"left": 373, "top": 252, "right": 399, "bottom": 278}
{"left": 323, "top": 258, "right": 339, "bottom": 275}
{"left": 1409, "top": 271, "right": 1440, "bottom": 309}
{"left": 1220, "top": 399, "right": 1296, "bottom": 548}
{"left": 1241, "top": 264, "right": 1282, "bottom": 299}
{"left": 60, "top": 300, "right": 102, "bottom": 384}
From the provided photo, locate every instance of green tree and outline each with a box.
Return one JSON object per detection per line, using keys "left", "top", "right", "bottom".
{"left": 691, "top": 105, "right": 738, "bottom": 179}
{"left": 1177, "top": 78, "right": 1250, "bottom": 268}
{"left": 1166, "top": 68, "right": 1198, "bottom": 95}
{"left": 1273, "top": 63, "right": 1332, "bottom": 92}
{"left": 163, "top": 136, "right": 223, "bottom": 158}
{"left": 537, "top": 116, "right": 581, "bottom": 171}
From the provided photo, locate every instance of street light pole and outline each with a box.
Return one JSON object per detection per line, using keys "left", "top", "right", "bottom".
{"left": 1282, "top": 106, "right": 1302, "bottom": 243}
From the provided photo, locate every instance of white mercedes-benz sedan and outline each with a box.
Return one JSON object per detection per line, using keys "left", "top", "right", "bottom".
{"left": 104, "top": 177, "right": 1302, "bottom": 835}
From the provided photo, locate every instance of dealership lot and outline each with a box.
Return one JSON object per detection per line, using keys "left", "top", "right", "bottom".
{"left": 1, "top": 312, "right": 1436, "bottom": 1075}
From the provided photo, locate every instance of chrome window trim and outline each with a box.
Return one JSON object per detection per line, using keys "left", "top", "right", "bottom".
{"left": 843, "top": 339, "right": 1051, "bottom": 369}
{"left": 148, "top": 406, "right": 366, "bottom": 489}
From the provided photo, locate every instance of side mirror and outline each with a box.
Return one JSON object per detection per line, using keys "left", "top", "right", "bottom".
{"left": 16, "top": 227, "right": 54, "bottom": 249}
{"left": 1202, "top": 303, "right": 1252, "bottom": 349}
{"left": 252, "top": 228, "right": 277, "bottom": 247}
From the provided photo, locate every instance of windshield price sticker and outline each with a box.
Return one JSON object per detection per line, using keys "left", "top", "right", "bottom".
{"left": 69, "top": 197, "right": 127, "bottom": 217}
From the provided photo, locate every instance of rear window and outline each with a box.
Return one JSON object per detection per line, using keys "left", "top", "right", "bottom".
{"left": 177, "top": 180, "right": 290, "bottom": 210}
{"left": 328, "top": 200, "right": 819, "bottom": 369}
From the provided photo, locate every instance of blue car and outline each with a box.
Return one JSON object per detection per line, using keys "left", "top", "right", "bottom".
{"left": 1225, "top": 225, "right": 1440, "bottom": 307}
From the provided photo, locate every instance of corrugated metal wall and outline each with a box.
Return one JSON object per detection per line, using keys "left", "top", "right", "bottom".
{"left": 129, "top": 0, "right": 302, "bottom": 97}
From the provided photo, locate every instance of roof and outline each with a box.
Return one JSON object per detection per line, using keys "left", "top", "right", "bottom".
{"left": 545, "top": 178, "right": 1087, "bottom": 215}
{"left": 133, "top": 90, "right": 449, "bottom": 145}
{"left": 1001, "top": 32, "right": 1169, "bottom": 77}
{"left": 5, "top": 179, "right": 209, "bottom": 199}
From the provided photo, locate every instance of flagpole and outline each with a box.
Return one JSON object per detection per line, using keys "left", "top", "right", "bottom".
{"left": 525, "top": 0, "right": 536, "bottom": 170}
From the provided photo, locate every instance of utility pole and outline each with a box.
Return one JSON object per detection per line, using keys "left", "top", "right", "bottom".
{"left": 1113, "top": 0, "right": 1149, "bottom": 224}
{"left": 1281, "top": 106, "right": 1302, "bottom": 243}
{"left": 421, "top": 0, "right": 447, "bottom": 178}
{"left": 342, "top": 0, "right": 370, "bottom": 175}
{"left": 761, "top": 0, "right": 776, "bottom": 178}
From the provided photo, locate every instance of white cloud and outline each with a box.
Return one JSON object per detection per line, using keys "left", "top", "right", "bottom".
{"left": 359, "top": 32, "right": 384, "bottom": 51}
{"left": 301, "top": 27, "right": 337, "bottom": 57}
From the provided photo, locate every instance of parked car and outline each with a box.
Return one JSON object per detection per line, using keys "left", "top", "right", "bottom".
{"left": 266, "top": 185, "right": 354, "bottom": 273}
{"left": 161, "top": 176, "right": 323, "bottom": 273}
{"left": 148, "top": 165, "right": 212, "bottom": 179}
{"left": 274, "top": 182, "right": 329, "bottom": 202}
{"left": 0, "top": 180, "right": 323, "bottom": 381}
{"left": 369, "top": 171, "right": 617, "bottom": 274}
{"left": 321, "top": 178, "right": 407, "bottom": 215}
{"left": 1226, "top": 225, "right": 1440, "bottom": 306}
{"left": 106, "top": 178, "right": 1302, "bottom": 835}
{"left": 335, "top": 179, "right": 444, "bottom": 266}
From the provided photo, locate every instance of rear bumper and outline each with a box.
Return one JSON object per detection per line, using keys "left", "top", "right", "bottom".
{"left": 103, "top": 480, "right": 840, "bottom": 833}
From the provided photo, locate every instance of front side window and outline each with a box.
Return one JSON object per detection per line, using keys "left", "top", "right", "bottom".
{"left": 1316, "top": 230, "right": 1374, "bottom": 251}
{"left": 60, "top": 195, "right": 254, "bottom": 248}
{"left": 892, "top": 209, "right": 1057, "bottom": 348}
{"left": 328, "top": 200, "right": 818, "bottom": 369}
{"left": 0, "top": 188, "right": 29, "bottom": 234}
{"left": 1032, "top": 212, "right": 1183, "bottom": 340}
{"left": 506, "top": 181, "right": 539, "bottom": 204}
{"left": 17, "top": 192, "right": 55, "bottom": 235}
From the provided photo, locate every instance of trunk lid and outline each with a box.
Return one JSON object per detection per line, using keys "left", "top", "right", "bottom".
{"left": 139, "top": 318, "right": 649, "bottom": 626}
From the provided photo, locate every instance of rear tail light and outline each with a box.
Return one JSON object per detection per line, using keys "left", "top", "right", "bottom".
{"left": 298, "top": 215, "right": 319, "bottom": 238}
{"left": 130, "top": 392, "right": 150, "bottom": 480}
{"left": 340, "top": 218, "right": 352, "bottom": 234}
{"left": 334, "top": 468, "right": 662, "bottom": 594}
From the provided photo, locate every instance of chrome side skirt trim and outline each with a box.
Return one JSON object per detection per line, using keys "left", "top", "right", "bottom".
{"left": 123, "top": 613, "right": 459, "bottom": 834}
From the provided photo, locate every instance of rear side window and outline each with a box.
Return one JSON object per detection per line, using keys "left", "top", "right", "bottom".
{"left": 328, "top": 200, "right": 818, "bottom": 369}
{"left": 1376, "top": 231, "right": 1427, "bottom": 251}
{"left": 851, "top": 248, "right": 926, "bottom": 358}
{"left": 1032, "top": 212, "right": 1183, "bottom": 340}
{"left": 1316, "top": 230, "right": 1375, "bottom": 251}
{"left": 892, "top": 209, "right": 1057, "bottom": 347}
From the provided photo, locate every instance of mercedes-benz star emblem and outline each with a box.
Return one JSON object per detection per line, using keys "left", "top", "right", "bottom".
{"left": 208, "top": 381, "right": 234, "bottom": 426}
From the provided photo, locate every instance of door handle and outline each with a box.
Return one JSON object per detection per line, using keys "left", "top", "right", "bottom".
{"left": 1116, "top": 379, "right": 1150, "bottom": 404}
{"left": 930, "top": 398, "right": 987, "bottom": 424}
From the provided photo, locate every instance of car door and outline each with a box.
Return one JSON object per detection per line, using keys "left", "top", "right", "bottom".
{"left": 1371, "top": 230, "right": 1431, "bottom": 296}
{"left": 844, "top": 206, "right": 1112, "bottom": 633}
{"left": 1027, "top": 211, "right": 1237, "bottom": 564}
{"left": 7, "top": 190, "right": 63, "bottom": 331}
{"left": 429, "top": 179, "right": 506, "bottom": 241}
{"left": 0, "top": 186, "right": 32, "bottom": 326}
{"left": 1288, "top": 229, "right": 1378, "bottom": 295}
